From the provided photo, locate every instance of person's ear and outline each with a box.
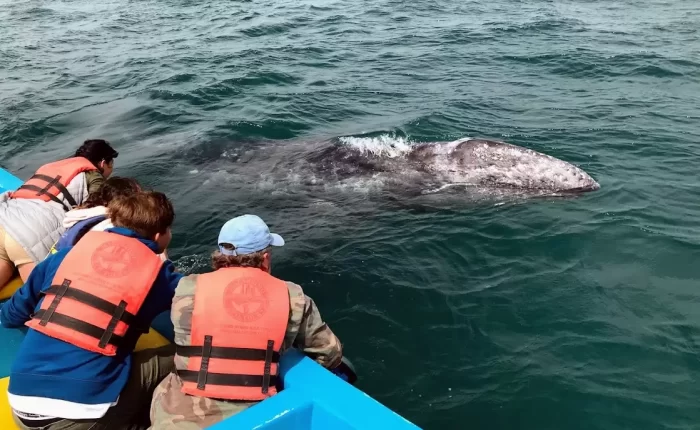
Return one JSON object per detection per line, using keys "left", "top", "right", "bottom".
{"left": 262, "top": 252, "right": 272, "bottom": 272}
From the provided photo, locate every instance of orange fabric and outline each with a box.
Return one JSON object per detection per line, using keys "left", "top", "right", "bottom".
{"left": 26, "top": 231, "right": 162, "bottom": 355}
{"left": 180, "top": 267, "right": 290, "bottom": 401}
{"left": 11, "top": 157, "right": 97, "bottom": 205}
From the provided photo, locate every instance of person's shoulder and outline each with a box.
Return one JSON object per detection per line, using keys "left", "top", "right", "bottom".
{"left": 171, "top": 275, "right": 197, "bottom": 322}
{"left": 151, "top": 258, "right": 184, "bottom": 292}
{"left": 284, "top": 280, "right": 305, "bottom": 299}
{"left": 83, "top": 170, "right": 104, "bottom": 185}
{"left": 83, "top": 170, "right": 104, "bottom": 194}
{"left": 174, "top": 273, "right": 198, "bottom": 297}
{"left": 83, "top": 169, "right": 103, "bottom": 181}
{"left": 283, "top": 280, "right": 308, "bottom": 322}
{"left": 47, "top": 246, "right": 72, "bottom": 263}
{"left": 34, "top": 247, "right": 70, "bottom": 280}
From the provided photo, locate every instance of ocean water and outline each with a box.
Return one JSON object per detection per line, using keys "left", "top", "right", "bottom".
{"left": 2, "top": 0, "right": 700, "bottom": 428}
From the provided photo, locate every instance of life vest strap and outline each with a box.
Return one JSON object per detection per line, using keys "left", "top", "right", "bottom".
{"left": 197, "top": 335, "right": 214, "bottom": 389}
{"left": 100, "top": 300, "right": 127, "bottom": 348}
{"left": 262, "top": 340, "right": 274, "bottom": 394}
{"left": 41, "top": 284, "right": 137, "bottom": 327}
{"left": 17, "top": 184, "right": 71, "bottom": 211}
{"left": 181, "top": 336, "right": 277, "bottom": 394}
{"left": 17, "top": 173, "right": 78, "bottom": 210}
{"left": 176, "top": 344, "right": 281, "bottom": 362}
{"left": 38, "top": 279, "right": 72, "bottom": 326}
{"left": 33, "top": 174, "right": 78, "bottom": 208}
{"left": 177, "top": 370, "right": 279, "bottom": 390}
{"left": 31, "top": 309, "right": 125, "bottom": 348}
{"left": 33, "top": 278, "right": 134, "bottom": 350}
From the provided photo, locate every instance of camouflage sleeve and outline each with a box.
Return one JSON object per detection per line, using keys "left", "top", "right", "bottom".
{"left": 171, "top": 275, "right": 196, "bottom": 369}
{"left": 285, "top": 282, "right": 343, "bottom": 369}
{"left": 84, "top": 170, "right": 104, "bottom": 195}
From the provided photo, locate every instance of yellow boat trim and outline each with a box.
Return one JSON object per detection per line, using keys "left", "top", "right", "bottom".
{"left": 0, "top": 277, "right": 23, "bottom": 301}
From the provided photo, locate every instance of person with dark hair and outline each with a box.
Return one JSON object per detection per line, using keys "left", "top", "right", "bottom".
{"left": 0, "top": 139, "right": 119, "bottom": 290}
{"left": 74, "top": 139, "right": 120, "bottom": 194}
{"left": 51, "top": 177, "right": 141, "bottom": 254}
{"left": 150, "top": 215, "right": 343, "bottom": 429}
{"left": 1, "top": 191, "right": 183, "bottom": 430}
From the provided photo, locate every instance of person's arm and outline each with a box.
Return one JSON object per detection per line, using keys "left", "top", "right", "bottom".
{"left": 169, "top": 275, "right": 196, "bottom": 344}
{"left": 293, "top": 294, "right": 343, "bottom": 369}
{"left": 161, "top": 260, "right": 183, "bottom": 293}
{"left": 85, "top": 170, "right": 104, "bottom": 195}
{"left": 0, "top": 256, "right": 51, "bottom": 327}
{"left": 148, "top": 260, "right": 184, "bottom": 315}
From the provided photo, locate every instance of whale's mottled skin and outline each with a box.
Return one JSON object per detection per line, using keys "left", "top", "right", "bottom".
{"left": 199, "top": 137, "right": 598, "bottom": 205}
{"left": 408, "top": 139, "right": 599, "bottom": 192}
{"left": 303, "top": 138, "right": 599, "bottom": 195}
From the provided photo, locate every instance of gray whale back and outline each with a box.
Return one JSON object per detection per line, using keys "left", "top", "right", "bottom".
{"left": 405, "top": 139, "right": 600, "bottom": 193}
{"left": 200, "top": 137, "right": 599, "bottom": 202}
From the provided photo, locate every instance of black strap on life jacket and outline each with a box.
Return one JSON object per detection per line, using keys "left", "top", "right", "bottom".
{"left": 176, "top": 344, "right": 281, "bottom": 362}
{"left": 177, "top": 371, "right": 279, "bottom": 390}
{"left": 262, "top": 339, "right": 274, "bottom": 393}
{"left": 31, "top": 279, "right": 145, "bottom": 349}
{"left": 17, "top": 173, "right": 77, "bottom": 211}
{"left": 176, "top": 337, "right": 277, "bottom": 393}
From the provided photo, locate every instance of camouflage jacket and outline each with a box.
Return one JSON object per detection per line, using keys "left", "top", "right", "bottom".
{"left": 149, "top": 272, "right": 343, "bottom": 430}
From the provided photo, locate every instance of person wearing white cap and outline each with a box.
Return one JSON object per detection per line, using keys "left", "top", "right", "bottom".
{"left": 150, "top": 214, "right": 344, "bottom": 428}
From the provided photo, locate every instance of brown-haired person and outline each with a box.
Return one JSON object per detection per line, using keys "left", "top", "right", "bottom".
{"left": 51, "top": 177, "right": 142, "bottom": 254}
{"left": 0, "top": 139, "right": 119, "bottom": 287}
{"left": 1, "top": 191, "right": 184, "bottom": 430}
{"left": 150, "top": 214, "right": 343, "bottom": 429}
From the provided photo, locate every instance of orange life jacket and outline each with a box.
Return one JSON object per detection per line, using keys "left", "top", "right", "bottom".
{"left": 26, "top": 231, "right": 162, "bottom": 356}
{"left": 11, "top": 157, "right": 98, "bottom": 211}
{"left": 176, "top": 267, "right": 290, "bottom": 401}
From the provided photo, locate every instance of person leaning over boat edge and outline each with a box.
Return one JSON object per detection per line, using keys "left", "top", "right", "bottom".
{"left": 73, "top": 138, "right": 118, "bottom": 195}
{"left": 51, "top": 177, "right": 170, "bottom": 261}
{"left": 52, "top": 176, "right": 141, "bottom": 254}
{"left": 0, "top": 191, "right": 183, "bottom": 430}
{"left": 149, "top": 214, "right": 343, "bottom": 430}
{"left": 0, "top": 139, "right": 118, "bottom": 286}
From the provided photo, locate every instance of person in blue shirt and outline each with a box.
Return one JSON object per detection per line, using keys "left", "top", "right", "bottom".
{"left": 1, "top": 191, "right": 183, "bottom": 430}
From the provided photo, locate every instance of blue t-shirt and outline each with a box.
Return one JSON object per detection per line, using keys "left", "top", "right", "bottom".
{"left": 0, "top": 227, "right": 182, "bottom": 404}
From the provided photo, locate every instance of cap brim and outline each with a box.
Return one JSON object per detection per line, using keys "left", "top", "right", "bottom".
{"left": 270, "top": 233, "right": 285, "bottom": 247}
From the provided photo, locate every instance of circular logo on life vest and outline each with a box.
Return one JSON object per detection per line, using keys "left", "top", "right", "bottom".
{"left": 91, "top": 241, "right": 134, "bottom": 278}
{"left": 223, "top": 280, "right": 269, "bottom": 322}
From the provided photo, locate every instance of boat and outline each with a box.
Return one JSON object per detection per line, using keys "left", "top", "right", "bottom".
{"left": 0, "top": 167, "right": 420, "bottom": 429}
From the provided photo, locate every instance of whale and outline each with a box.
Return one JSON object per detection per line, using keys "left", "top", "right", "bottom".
{"left": 301, "top": 137, "right": 599, "bottom": 196}
{"left": 193, "top": 136, "right": 599, "bottom": 204}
